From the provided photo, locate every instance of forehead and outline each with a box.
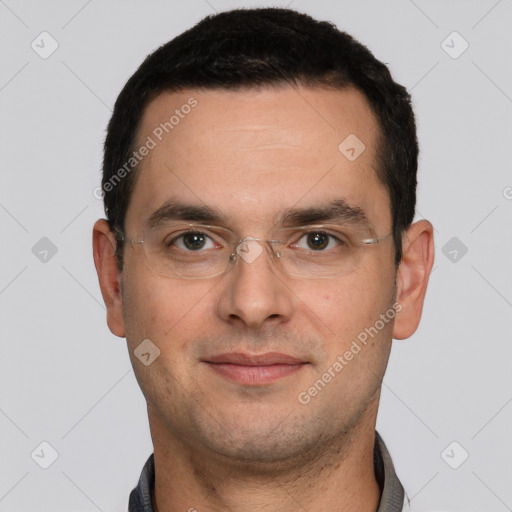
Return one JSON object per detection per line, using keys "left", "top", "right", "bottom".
{"left": 125, "top": 85, "right": 390, "bottom": 232}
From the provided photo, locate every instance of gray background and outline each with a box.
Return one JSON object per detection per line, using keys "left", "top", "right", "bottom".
{"left": 1, "top": 0, "right": 511, "bottom": 511}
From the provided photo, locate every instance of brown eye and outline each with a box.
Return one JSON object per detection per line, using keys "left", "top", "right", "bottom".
{"left": 168, "top": 231, "right": 216, "bottom": 251}
{"left": 293, "top": 231, "right": 342, "bottom": 252}
{"left": 306, "top": 232, "right": 329, "bottom": 250}
{"left": 182, "top": 233, "right": 207, "bottom": 250}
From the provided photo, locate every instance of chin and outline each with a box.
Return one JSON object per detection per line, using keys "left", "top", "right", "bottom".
{"left": 195, "top": 417, "right": 334, "bottom": 471}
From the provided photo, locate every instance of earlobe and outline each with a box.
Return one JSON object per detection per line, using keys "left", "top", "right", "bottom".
{"left": 392, "top": 220, "right": 435, "bottom": 340}
{"left": 92, "top": 219, "right": 126, "bottom": 338}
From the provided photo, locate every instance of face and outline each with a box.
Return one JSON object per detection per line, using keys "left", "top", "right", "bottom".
{"left": 111, "top": 86, "right": 400, "bottom": 465}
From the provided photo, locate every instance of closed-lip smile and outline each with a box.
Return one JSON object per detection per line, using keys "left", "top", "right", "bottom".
{"left": 203, "top": 352, "right": 308, "bottom": 385}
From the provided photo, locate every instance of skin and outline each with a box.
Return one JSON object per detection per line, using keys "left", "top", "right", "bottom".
{"left": 93, "top": 85, "right": 434, "bottom": 511}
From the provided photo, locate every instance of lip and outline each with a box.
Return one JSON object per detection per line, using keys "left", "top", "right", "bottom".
{"left": 203, "top": 352, "right": 308, "bottom": 385}
{"left": 205, "top": 352, "right": 304, "bottom": 366}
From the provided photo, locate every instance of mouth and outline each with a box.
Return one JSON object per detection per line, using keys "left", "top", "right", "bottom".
{"left": 203, "top": 352, "right": 309, "bottom": 385}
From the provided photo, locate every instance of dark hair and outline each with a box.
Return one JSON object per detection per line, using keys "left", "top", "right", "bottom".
{"left": 102, "top": 7, "right": 418, "bottom": 268}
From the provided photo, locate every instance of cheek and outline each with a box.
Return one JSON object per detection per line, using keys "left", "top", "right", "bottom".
{"left": 121, "top": 270, "right": 172, "bottom": 342}
{"left": 121, "top": 268, "right": 215, "bottom": 351}
{"left": 309, "top": 272, "right": 393, "bottom": 342}
{"left": 121, "top": 277, "right": 204, "bottom": 394}
{"left": 316, "top": 276, "right": 379, "bottom": 317}
{"left": 316, "top": 281, "right": 394, "bottom": 385}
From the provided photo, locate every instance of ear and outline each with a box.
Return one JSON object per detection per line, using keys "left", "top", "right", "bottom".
{"left": 92, "top": 219, "right": 126, "bottom": 337}
{"left": 393, "top": 219, "right": 435, "bottom": 340}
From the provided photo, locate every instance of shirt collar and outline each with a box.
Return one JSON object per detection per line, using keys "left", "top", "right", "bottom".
{"left": 129, "top": 430, "right": 407, "bottom": 512}
{"left": 374, "top": 431, "right": 409, "bottom": 512}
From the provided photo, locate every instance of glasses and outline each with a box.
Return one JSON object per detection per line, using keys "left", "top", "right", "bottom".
{"left": 115, "top": 222, "right": 391, "bottom": 280}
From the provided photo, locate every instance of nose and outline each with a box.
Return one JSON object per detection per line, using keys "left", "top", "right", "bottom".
{"left": 216, "top": 238, "right": 294, "bottom": 329}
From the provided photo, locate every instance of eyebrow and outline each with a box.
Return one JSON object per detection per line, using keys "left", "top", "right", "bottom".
{"left": 146, "top": 198, "right": 373, "bottom": 232}
{"left": 277, "top": 199, "right": 373, "bottom": 231}
{"left": 147, "top": 201, "right": 228, "bottom": 229}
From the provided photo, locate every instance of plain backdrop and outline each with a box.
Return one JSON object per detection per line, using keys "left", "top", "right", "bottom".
{"left": 1, "top": 1, "right": 511, "bottom": 511}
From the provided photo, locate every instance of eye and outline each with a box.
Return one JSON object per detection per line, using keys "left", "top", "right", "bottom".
{"left": 169, "top": 231, "right": 218, "bottom": 251}
{"left": 294, "top": 231, "right": 344, "bottom": 251}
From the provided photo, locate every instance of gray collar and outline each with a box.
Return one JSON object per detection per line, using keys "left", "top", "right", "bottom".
{"left": 374, "top": 431, "right": 408, "bottom": 511}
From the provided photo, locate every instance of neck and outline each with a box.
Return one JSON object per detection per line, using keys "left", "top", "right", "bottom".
{"left": 150, "top": 404, "right": 382, "bottom": 512}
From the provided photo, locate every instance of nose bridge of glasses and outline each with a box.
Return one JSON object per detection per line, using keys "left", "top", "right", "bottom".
{"left": 232, "top": 236, "right": 282, "bottom": 266}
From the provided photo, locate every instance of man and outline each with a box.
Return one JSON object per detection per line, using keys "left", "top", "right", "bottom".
{"left": 93, "top": 7, "right": 434, "bottom": 512}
